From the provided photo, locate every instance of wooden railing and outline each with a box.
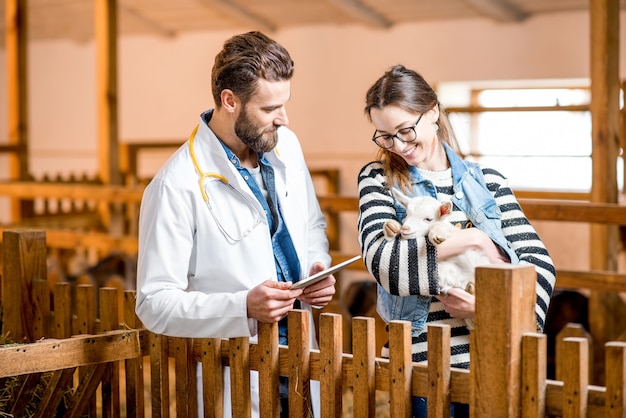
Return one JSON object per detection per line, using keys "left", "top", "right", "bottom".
{"left": 1, "top": 229, "right": 625, "bottom": 417}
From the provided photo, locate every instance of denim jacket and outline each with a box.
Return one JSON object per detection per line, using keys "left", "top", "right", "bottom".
{"left": 377, "top": 143, "right": 519, "bottom": 336}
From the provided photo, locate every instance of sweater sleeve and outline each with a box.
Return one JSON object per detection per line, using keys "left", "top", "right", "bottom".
{"left": 357, "top": 162, "right": 440, "bottom": 296}
{"left": 483, "top": 167, "right": 557, "bottom": 330}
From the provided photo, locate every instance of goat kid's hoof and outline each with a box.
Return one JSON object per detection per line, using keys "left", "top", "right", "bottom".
{"left": 383, "top": 221, "right": 401, "bottom": 239}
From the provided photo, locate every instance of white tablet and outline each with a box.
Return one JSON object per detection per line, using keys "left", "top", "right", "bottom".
{"left": 291, "top": 255, "right": 362, "bottom": 290}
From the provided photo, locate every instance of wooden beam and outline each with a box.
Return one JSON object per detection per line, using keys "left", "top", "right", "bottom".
{"left": 588, "top": 0, "right": 623, "bottom": 385}
{"left": 95, "top": 0, "right": 120, "bottom": 186}
{"left": 462, "top": 0, "right": 528, "bottom": 22}
{"left": 199, "top": 0, "right": 276, "bottom": 32}
{"left": 0, "top": 330, "right": 142, "bottom": 378}
{"left": 556, "top": 270, "right": 626, "bottom": 293}
{"left": 327, "top": 0, "right": 391, "bottom": 28}
{"left": 0, "top": 181, "right": 144, "bottom": 202}
{"left": 446, "top": 105, "right": 589, "bottom": 113}
{"left": 516, "top": 199, "right": 626, "bottom": 225}
{"left": 5, "top": 0, "right": 29, "bottom": 223}
{"left": 95, "top": 0, "right": 125, "bottom": 235}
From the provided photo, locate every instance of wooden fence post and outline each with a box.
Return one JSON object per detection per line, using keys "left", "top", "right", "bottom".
{"left": 258, "top": 321, "right": 279, "bottom": 418}
{"left": 288, "top": 309, "right": 311, "bottom": 417}
{"left": 150, "top": 332, "right": 170, "bottom": 417}
{"left": 200, "top": 338, "right": 224, "bottom": 418}
{"left": 470, "top": 264, "right": 537, "bottom": 417}
{"left": 1, "top": 229, "right": 47, "bottom": 343}
{"left": 427, "top": 324, "right": 451, "bottom": 417}
{"left": 351, "top": 316, "right": 376, "bottom": 418}
{"left": 388, "top": 320, "right": 412, "bottom": 418}
{"left": 521, "top": 333, "right": 547, "bottom": 417}
{"left": 230, "top": 336, "right": 251, "bottom": 418}
{"left": 319, "top": 313, "right": 343, "bottom": 418}
{"left": 605, "top": 341, "right": 626, "bottom": 417}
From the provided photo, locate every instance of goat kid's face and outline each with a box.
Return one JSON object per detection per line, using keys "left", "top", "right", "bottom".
{"left": 391, "top": 188, "right": 452, "bottom": 239}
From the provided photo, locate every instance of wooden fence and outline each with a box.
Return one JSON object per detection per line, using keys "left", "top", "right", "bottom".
{"left": 1, "top": 229, "right": 626, "bottom": 417}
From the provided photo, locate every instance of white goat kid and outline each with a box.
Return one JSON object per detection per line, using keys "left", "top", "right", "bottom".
{"left": 383, "top": 188, "right": 490, "bottom": 329}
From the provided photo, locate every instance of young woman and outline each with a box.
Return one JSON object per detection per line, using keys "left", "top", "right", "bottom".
{"left": 357, "top": 65, "right": 556, "bottom": 417}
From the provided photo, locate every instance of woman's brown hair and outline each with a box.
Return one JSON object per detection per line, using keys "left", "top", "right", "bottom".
{"left": 365, "top": 65, "right": 459, "bottom": 193}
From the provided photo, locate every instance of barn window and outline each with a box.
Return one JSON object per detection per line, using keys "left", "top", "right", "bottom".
{"left": 438, "top": 81, "right": 624, "bottom": 194}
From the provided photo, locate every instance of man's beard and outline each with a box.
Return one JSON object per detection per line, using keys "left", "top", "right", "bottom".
{"left": 234, "top": 110, "right": 278, "bottom": 153}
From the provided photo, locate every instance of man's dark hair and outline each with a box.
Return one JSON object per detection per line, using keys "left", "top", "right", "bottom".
{"left": 211, "top": 31, "right": 294, "bottom": 107}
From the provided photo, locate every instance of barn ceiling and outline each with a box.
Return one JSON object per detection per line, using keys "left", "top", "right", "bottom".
{"left": 0, "top": 0, "right": 620, "bottom": 44}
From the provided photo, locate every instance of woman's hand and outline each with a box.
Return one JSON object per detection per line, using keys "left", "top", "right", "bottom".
{"left": 437, "top": 287, "right": 475, "bottom": 319}
{"left": 435, "top": 228, "right": 509, "bottom": 264}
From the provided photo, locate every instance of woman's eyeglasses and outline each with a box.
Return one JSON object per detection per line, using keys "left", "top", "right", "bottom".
{"left": 372, "top": 113, "right": 424, "bottom": 149}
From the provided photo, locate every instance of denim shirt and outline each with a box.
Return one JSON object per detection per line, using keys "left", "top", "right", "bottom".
{"left": 377, "top": 143, "right": 519, "bottom": 336}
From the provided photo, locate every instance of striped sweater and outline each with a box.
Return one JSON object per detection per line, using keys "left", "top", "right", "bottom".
{"left": 357, "top": 161, "right": 556, "bottom": 368}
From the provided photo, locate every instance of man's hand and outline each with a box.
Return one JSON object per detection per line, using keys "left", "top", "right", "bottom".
{"left": 297, "top": 262, "right": 336, "bottom": 307}
{"left": 247, "top": 280, "right": 303, "bottom": 323}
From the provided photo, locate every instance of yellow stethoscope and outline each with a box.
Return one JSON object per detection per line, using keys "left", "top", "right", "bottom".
{"left": 189, "top": 124, "right": 263, "bottom": 242}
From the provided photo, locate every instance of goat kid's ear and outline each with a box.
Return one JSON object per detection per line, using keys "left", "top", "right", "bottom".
{"left": 390, "top": 187, "right": 410, "bottom": 208}
{"left": 439, "top": 201, "right": 453, "bottom": 217}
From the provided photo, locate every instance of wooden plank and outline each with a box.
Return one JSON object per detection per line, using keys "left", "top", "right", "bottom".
{"left": 589, "top": 0, "right": 622, "bottom": 386}
{"left": 555, "top": 324, "right": 593, "bottom": 382}
{"left": 95, "top": 0, "right": 120, "bottom": 187}
{"left": 32, "top": 278, "right": 50, "bottom": 339}
{"left": 317, "top": 195, "right": 359, "bottom": 213}
{"left": 470, "top": 265, "right": 536, "bottom": 417}
{"left": 1, "top": 229, "right": 47, "bottom": 342}
{"left": 257, "top": 322, "right": 279, "bottom": 418}
{"left": 172, "top": 337, "right": 197, "bottom": 418}
{"left": 0, "top": 227, "right": 140, "bottom": 254}
{"left": 513, "top": 190, "right": 590, "bottom": 200}
{"left": 75, "top": 284, "right": 97, "bottom": 335}
{"left": 64, "top": 363, "right": 109, "bottom": 418}
{"left": 561, "top": 337, "right": 589, "bottom": 417}
{"left": 0, "top": 330, "right": 141, "bottom": 377}
{"left": 123, "top": 290, "right": 145, "bottom": 418}
{"left": 200, "top": 338, "right": 224, "bottom": 418}
{"left": 2, "top": 187, "right": 626, "bottom": 226}
{"left": 149, "top": 332, "right": 170, "bottom": 417}
{"left": 351, "top": 316, "right": 376, "bottom": 418}
{"left": 319, "top": 313, "right": 343, "bottom": 418}
{"left": 36, "top": 367, "right": 76, "bottom": 417}
{"left": 446, "top": 104, "right": 589, "bottom": 113}
{"left": 229, "top": 336, "right": 251, "bottom": 418}
{"left": 518, "top": 199, "right": 626, "bottom": 224}
{"left": 76, "top": 284, "right": 98, "bottom": 417}
{"left": 4, "top": 0, "right": 29, "bottom": 220}
{"left": 0, "top": 182, "right": 144, "bottom": 201}
{"left": 605, "top": 342, "right": 626, "bottom": 418}
{"left": 427, "top": 324, "right": 451, "bottom": 417}
{"left": 53, "top": 282, "right": 72, "bottom": 338}
{"left": 288, "top": 310, "right": 311, "bottom": 417}
{"left": 5, "top": 373, "right": 43, "bottom": 416}
{"left": 316, "top": 195, "right": 626, "bottom": 225}
{"left": 100, "top": 287, "right": 121, "bottom": 417}
{"left": 388, "top": 320, "right": 411, "bottom": 418}
{"left": 555, "top": 270, "right": 626, "bottom": 292}
{"left": 521, "top": 333, "right": 546, "bottom": 418}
